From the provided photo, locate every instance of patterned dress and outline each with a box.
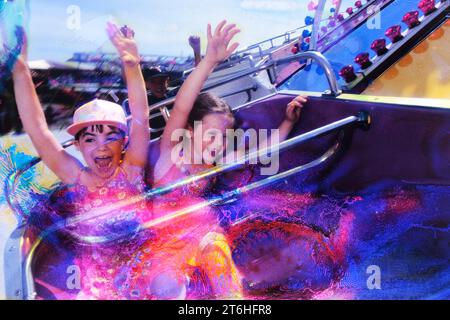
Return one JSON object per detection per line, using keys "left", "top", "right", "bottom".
{"left": 30, "top": 166, "right": 154, "bottom": 300}
{"left": 31, "top": 162, "right": 242, "bottom": 300}
{"left": 120, "top": 163, "right": 243, "bottom": 300}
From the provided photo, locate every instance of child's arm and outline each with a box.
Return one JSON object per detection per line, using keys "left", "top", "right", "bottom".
{"left": 234, "top": 95, "right": 307, "bottom": 161}
{"left": 11, "top": 29, "right": 82, "bottom": 184}
{"left": 160, "top": 20, "right": 240, "bottom": 153}
{"left": 107, "top": 22, "right": 149, "bottom": 168}
{"left": 260, "top": 95, "right": 307, "bottom": 150}
{"left": 277, "top": 95, "right": 307, "bottom": 142}
{"left": 189, "top": 35, "right": 202, "bottom": 67}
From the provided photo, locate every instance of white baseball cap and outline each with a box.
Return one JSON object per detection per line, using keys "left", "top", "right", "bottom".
{"left": 67, "top": 99, "right": 128, "bottom": 136}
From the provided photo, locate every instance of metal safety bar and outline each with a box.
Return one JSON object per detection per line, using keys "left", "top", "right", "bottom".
{"left": 139, "top": 111, "right": 368, "bottom": 198}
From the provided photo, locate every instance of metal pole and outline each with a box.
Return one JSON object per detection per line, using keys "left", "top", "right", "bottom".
{"left": 310, "top": 0, "right": 327, "bottom": 52}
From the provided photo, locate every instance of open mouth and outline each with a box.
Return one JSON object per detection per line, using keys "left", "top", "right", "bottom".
{"left": 94, "top": 156, "right": 113, "bottom": 170}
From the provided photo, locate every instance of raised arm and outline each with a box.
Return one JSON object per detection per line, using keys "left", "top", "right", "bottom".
{"left": 107, "top": 22, "right": 149, "bottom": 168}
{"left": 277, "top": 95, "right": 307, "bottom": 142}
{"left": 189, "top": 35, "right": 202, "bottom": 67}
{"left": 159, "top": 20, "right": 240, "bottom": 153}
{"left": 233, "top": 95, "right": 307, "bottom": 161}
{"left": 11, "top": 28, "right": 82, "bottom": 184}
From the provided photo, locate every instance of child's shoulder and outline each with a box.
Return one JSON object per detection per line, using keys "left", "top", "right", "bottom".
{"left": 120, "top": 161, "right": 144, "bottom": 179}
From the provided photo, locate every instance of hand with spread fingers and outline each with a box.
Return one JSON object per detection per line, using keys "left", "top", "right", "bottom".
{"left": 106, "top": 22, "right": 140, "bottom": 68}
{"left": 106, "top": 22, "right": 149, "bottom": 167}
{"left": 204, "top": 20, "right": 240, "bottom": 65}
{"left": 159, "top": 20, "right": 241, "bottom": 154}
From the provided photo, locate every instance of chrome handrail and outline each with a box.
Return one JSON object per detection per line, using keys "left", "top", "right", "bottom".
{"left": 203, "top": 51, "right": 341, "bottom": 97}
{"left": 273, "top": 51, "right": 341, "bottom": 96}
{"left": 142, "top": 112, "right": 368, "bottom": 197}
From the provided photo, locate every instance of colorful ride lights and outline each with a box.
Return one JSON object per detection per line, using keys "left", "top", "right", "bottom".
{"left": 354, "top": 52, "right": 372, "bottom": 69}
{"left": 362, "top": 0, "right": 434, "bottom": 72}
{"left": 336, "top": 13, "right": 345, "bottom": 22}
{"left": 291, "top": 39, "right": 310, "bottom": 54}
{"left": 308, "top": 1, "right": 318, "bottom": 11}
{"left": 402, "top": 11, "right": 421, "bottom": 29}
{"left": 339, "top": 65, "right": 357, "bottom": 83}
{"left": 355, "top": 1, "right": 363, "bottom": 9}
{"left": 346, "top": 7, "right": 354, "bottom": 15}
{"left": 328, "top": 17, "right": 337, "bottom": 28}
{"left": 385, "top": 25, "right": 404, "bottom": 43}
{"left": 418, "top": 0, "right": 437, "bottom": 16}
{"left": 305, "top": 16, "right": 314, "bottom": 26}
{"left": 301, "top": 42, "right": 310, "bottom": 51}
{"left": 371, "top": 39, "right": 388, "bottom": 56}
{"left": 302, "top": 30, "right": 312, "bottom": 38}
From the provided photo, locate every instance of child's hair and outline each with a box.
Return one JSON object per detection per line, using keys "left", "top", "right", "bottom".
{"left": 188, "top": 92, "right": 235, "bottom": 128}
{"left": 74, "top": 125, "right": 126, "bottom": 141}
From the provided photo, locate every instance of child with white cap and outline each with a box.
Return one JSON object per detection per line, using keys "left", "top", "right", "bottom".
{"left": 12, "top": 22, "right": 149, "bottom": 190}
{"left": 12, "top": 23, "right": 153, "bottom": 299}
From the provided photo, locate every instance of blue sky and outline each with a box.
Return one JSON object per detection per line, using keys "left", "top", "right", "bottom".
{"left": 24, "top": 0, "right": 356, "bottom": 62}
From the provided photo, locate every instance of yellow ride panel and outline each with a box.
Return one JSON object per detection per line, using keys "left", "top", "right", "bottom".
{"left": 364, "top": 20, "right": 450, "bottom": 99}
